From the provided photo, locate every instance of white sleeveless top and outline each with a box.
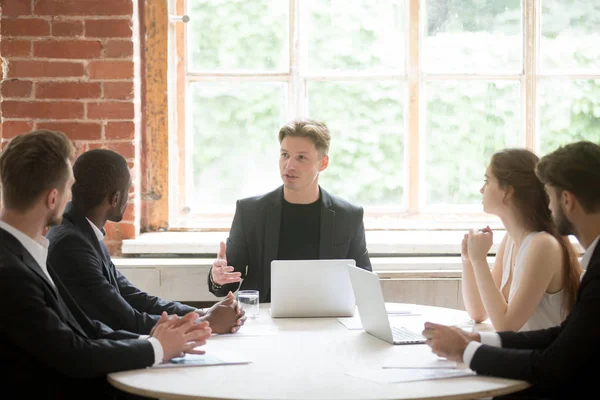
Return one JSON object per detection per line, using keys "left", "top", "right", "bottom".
{"left": 501, "top": 232, "right": 566, "bottom": 331}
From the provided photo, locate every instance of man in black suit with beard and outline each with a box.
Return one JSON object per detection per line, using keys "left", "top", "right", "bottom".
{"left": 422, "top": 140, "right": 600, "bottom": 400}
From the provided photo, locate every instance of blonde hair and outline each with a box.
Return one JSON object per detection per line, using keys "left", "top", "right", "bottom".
{"left": 278, "top": 119, "right": 331, "bottom": 155}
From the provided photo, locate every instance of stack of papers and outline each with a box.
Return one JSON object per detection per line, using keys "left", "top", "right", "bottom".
{"left": 152, "top": 352, "right": 251, "bottom": 369}
{"left": 346, "top": 368, "right": 475, "bottom": 383}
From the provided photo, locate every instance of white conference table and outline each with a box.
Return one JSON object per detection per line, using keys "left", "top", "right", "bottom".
{"left": 108, "top": 303, "right": 530, "bottom": 400}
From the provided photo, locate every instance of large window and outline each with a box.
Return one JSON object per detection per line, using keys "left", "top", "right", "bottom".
{"left": 166, "top": 0, "right": 600, "bottom": 229}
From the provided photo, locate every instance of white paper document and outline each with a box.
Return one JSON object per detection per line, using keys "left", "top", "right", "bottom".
{"left": 385, "top": 303, "right": 415, "bottom": 315}
{"left": 152, "top": 352, "right": 251, "bottom": 369}
{"left": 382, "top": 359, "right": 457, "bottom": 369}
{"left": 338, "top": 313, "right": 420, "bottom": 331}
{"left": 213, "top": 324, "right": 279, "bottom": 337}
{"left": 346, "top": 368, "right": 476, "bottom": 384}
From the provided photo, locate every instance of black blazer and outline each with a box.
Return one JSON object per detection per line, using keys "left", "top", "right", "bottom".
{"left": 470, "top": 238, "right": 600, "bottom": 399}
{"left": 0, "top": 228, "right": 154, "bottom": 397}
{"left": 47, "top": 203, "right": 197, "bottom": 335}
{"left": 208, "top": 186, "right": 372, "bottom": 302}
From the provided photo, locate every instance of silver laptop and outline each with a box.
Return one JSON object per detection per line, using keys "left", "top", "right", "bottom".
{"left": 347, "top": 264, "right": 426, "bottom": 345}
{"left": 270, "top": 259, "right": 356, "bottom": 318}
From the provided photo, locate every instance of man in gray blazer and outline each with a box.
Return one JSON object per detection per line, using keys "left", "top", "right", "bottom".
{"left": 208, "top": 119, "right": 372, "bottom": 303}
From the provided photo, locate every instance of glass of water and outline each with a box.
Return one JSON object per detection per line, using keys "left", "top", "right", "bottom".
{"left": 237, "top": 290, "right": 260, "bottom": 320}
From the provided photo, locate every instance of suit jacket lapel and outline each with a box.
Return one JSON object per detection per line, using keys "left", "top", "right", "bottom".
{"left": 21, "top": 250, "right": 60, "bottom": 298}
{"left": 0, "top": 230, "right": 88, "bottom": 337}
{"left": 319, "top": 187, "right": 335, "bottom": 259}
{"left": 63, "top": 203, "right": 117, "bottom": 285}
{"left": 262, "top": 187, "right": 282, "bottom": 293}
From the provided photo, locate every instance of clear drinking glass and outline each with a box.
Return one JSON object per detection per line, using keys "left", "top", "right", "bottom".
{"left": 237, "top": 290, "right": 260, "bottom": 320}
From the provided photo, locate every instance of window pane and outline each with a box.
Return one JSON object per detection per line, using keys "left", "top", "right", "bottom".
{"left": 307, "top": 81, "right": 406, "bottom": 206}
{"left": 538, "top": 80, "right": 600, "bottom": 155}
{"left": 425, "top": 81, "right": 521, "bottom": 205}
{"left": 305, "top": 0, "right": 405, "bottom": 72}
{"left": 423, "top": 0, "right": 522, "bottom": 73}
{"left": 187, "top": 83, "right": 284, "bottom": 211}
{"left": 541, "top": 0, "right": 600, "bottom": 72}
{"left": 186, "top": 0, "right": 288, "bottom": 71}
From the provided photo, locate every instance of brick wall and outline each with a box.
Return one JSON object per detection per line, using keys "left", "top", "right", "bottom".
{"left": 0, "top": 0, "right": 141, "bottom": 255}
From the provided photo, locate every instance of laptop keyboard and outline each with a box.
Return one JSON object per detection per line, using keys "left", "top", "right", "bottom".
{"left": 391, "top": 326, "right": 426, "bottom": 344}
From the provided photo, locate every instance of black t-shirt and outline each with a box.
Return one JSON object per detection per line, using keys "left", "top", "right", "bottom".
{"left": 277, "top": 198, "right": 321, "bottom": 261}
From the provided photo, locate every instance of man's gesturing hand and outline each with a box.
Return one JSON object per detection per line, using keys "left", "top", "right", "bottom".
{"left": 211, "top": 241, "right": 242, "bottom": 286}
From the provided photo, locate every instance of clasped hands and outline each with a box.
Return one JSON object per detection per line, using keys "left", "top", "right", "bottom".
{"left": 201, "top": 291, "right": 247, "bottom": 334}
{"left": 462, "top": 226, "right": 493, "bottom": 264}
{"left": 421, "top": 322, "right": 481, "bottom": 363}
{"left": 149, "top": 311, "right": 212, "bottom": 363}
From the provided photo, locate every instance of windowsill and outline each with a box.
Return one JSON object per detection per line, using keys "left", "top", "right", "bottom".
{"left": 121, "top": 230, "right": 584, "bottom": 257}
{"left": 113, "top": 255, "right": 469, "bottom": 275}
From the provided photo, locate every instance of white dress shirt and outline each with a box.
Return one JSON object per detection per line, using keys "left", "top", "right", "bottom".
{"left": 463, "top": 234, "right": 600, "bottom": 366}
{"left": 85, "top": 218, "right": 163, "bottom": 364}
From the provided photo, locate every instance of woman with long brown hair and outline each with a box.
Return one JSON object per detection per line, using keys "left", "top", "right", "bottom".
{"left": 461, "top": 148, "right": 582, "bottom": 331}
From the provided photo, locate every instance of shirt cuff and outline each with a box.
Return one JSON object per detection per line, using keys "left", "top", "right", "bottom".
{"left": 146, "top": 337, "right": 164, "bottom": 365}
{"left": 463, "top": 341, "right": 483, "bottom": 367}
{"left": 479, "top": 332, "right": 502, "bottom": 347}
{"left": 462, "top": 332, "right": 502, "bottom": 368}
{"left": 138, "top": 334, "right": 149, "bottom": 340}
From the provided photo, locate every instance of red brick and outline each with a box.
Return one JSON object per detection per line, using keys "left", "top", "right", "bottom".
{"left": 6, "top": 60, "right": 84, "bottom": 78}
{"left": 36, "top": 122, "right": 102, "bottom": 140}
{"left": 105, "top": 121, "right": 134, "bottom": 139}
{"left": 70, "top": 140, "right": 87, "bottom": 159}
{"left": 105, "top": 222, "right": 136, "bottom": 240}
{"left": 1, "top": 18, "right": 50, "bottom": 36}
{"left": 2, "top": 0, "right": 33, "bottom": 16}
{"left": 34, "top": 40, "right": 103, "bottom": 59}
{"left": 34, "top": 0, "right": 133, "bottom": 16}
{"left": 52, "top": 20, "right": 84, "bottom": 36}
{"left": 86, "top": 142, "right": 103, "bottom": 151}
{"left": 105, "top": 141, "right": 135, "bottom": 159}
{"left": 1, "top": 79, "right": 33, "bottom": 98}
{"left": 87, "top": 102, "right": 135, "bottom": 119}
{"left": 104, "top": 240, "right": 123, "bottom": 256}
{"left": 122, "top": 204, "right": 135, "bottom": 222}
{"left": 104, "top": 40, "right": 133, "bottom": 58}
{"left": 103, "top": 81, "right": 133, "bottom": 99}
{"left": 1, "top": 101, "right": 84, "bottom": 119}
{"left": 85, "top": 19, "right": 132, "bottom": 38}
{"left": 0, "top": 39, "right": 31, "bottom": 57}
{"left": 37, "top": 82, "right": 101, "bottom": 99}
{"left": 88, "top": 61, "right": 133, "bottom": 80}
{"left": 0, "top": 120, "right": 33, "bottom": 138}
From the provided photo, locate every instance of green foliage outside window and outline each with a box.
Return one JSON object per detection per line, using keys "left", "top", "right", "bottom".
{"left": 184, "top": 0, "right": 600, "bottom": 211}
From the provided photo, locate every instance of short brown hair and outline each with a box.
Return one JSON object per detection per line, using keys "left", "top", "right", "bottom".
{"left": 536, "top": 140, "right": 600, "bottom": 213}
{"left": 0, "top": 130, "right": 74, "bottom": 212}
{"left": 278, "top": 119, "right": 331, "bottom": 155}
